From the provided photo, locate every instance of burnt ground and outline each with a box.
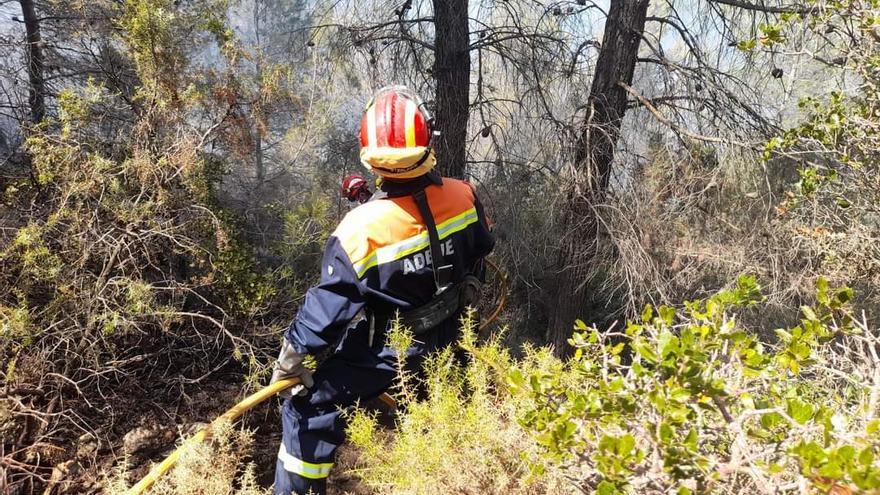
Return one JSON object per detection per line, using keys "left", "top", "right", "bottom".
{"left": 9, "top": 373, "right": 391, "bottom": 495}
{"left": 121, "top": 379, "right": 391, "bottom": 495}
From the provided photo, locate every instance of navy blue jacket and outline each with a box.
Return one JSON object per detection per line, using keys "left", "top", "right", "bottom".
{"left": 285, "top": 175, "right": 495, "bottom": 354}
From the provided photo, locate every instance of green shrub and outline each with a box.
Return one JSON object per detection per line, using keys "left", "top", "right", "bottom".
{"left": 0, "top": 2, "right": 320, "bottom": 491}
{"left": 759, "top": 0, "right": 880, "bottom": 308}
{"left": 348, "top": 278, "right": 880, "bottom": 494}
{"left": 346, "top": 317, "right": 571, "bottom": 494}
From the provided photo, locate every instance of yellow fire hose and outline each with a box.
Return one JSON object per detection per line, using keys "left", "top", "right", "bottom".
{"left": 127, "top": 258, "right": 508, "bottom": 495}
{"left": 126, "top": 377, "right": 302, "bottom": 495}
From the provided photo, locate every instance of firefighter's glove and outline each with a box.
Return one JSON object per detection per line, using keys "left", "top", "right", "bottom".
{"left": 270, "top": 339, "right": 314, "bottom": 400}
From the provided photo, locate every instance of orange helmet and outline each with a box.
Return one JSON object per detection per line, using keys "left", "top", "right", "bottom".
{"left": 359, "top": 86, "right": 436, "bottom": 179}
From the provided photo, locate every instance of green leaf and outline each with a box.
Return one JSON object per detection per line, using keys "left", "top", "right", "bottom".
{"left": 641, "top": 304, "right": 654, "bottom": 324}
{"left": 536, "top": 431, "right": 553, "bottom": 447}
{"left": 619, "top": 434, "right": 635, "bottom": 456}
{"left": 684, "top": 428, "right": 698, "bottom": 450}
{"left": 761, "top": 411, "right": 784, "bottom": 429}
{"left": 599, "top": 434, "right": 618, "bottom": 453}
{"left": 529, "top": 374, "right": 542, "bottom": 392}
{"left": 607, "top": 377, "right": 625, "bottom": 393}
{"left": 816, "top": 277, "right": 830, "bottom": 306}
{"left": 528, "top": 462, "right": 545, "bottom": 476}
{"left": 507, "top": 369, "right": 525, "bottom": 389}
{"left": 786, "top": 398, "right": 815, "bottom": 425}
{"left": 680, "top": 326, "right": 696, "bottom": 349}
{"left": 658, "top": 330, "right": 680, "bottom": 358}
{"left": 836, "top": 445, "right": 856, "bottom": 463}
{"left": 834, "top": 287, "right": 853, "bottom": 306}
{"left": 633, "top": 339, "right": 658, "bottom": 363}
{"left": 791, "top": 440, "right": 826, "bottom": 466}
{"left": 625, "top": 322, "right": 644, "bottom": 336}
{"left": 562, "top": 420, "right": 577, "bottom": 440}
{"left": 774, "top": 328, "right": 792, "bottom": 342}
{"left": 659, "top": 423, "right": 674, "bottom": 443}
{"left": 670, "top": 387, "right": 691, "bottom": 403}
{"left": 736, "top": 39, "right": 757, "bottom": 51}
{"left": 817, "top": 460, "right": 844, "bottom": 479}
{"left": 789, "top": 357, "right": 801, "bottom": 374}
{"left": 595, "top": 480, "right": 618, "bottom": 495}
{"left": 659, "top": 305, "right": 676, "bottom": 325}
{"left": 735, "top": 274, "right": 763, "bottom": 304}
{"left": 801, "top": 305, "right": 818, "bottom": 321}
{"left": 631, "top": 361, "right": 645, "bottom": 376}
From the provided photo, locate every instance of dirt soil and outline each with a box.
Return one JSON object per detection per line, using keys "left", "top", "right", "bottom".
{"left": 13, "top": 373, "right": 390, "bottom": 495}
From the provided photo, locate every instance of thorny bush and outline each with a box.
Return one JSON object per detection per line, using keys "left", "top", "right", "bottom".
{"left": 0, "top": 1, "right": 325, "bottom": 492}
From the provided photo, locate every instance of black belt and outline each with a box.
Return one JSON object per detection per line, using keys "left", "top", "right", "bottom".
{"left": 371, "top": 275, "right": 482, "bottom": 337}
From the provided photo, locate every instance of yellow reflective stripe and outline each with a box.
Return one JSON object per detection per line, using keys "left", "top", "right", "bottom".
{"left": 278, "top": 444, "right": 333, "bottom": 479}
{"left": 351, "top": 207, "right": 477, "bottom": 277}
{"left": 367, "top": 104, "right": 378, "bottom": 148}
{"left": 352, "top": 207, "right": 479, "bottom": 278}
{"left": 405, "top": 99, "right": 417, "bottom": 147}
{"left": 437, "top": 207, "right": 479, "bottom": 238}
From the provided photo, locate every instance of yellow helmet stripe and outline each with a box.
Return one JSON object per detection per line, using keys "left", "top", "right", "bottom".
{"left": 404, "top": 99, "right": 417, "bottom": 148}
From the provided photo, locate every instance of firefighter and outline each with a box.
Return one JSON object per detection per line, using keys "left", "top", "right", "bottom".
{"left": 341, "top": 173, "right": 372, "bottom": 204}
{"left": 270, "top": 86, "right": 495, "bottom": 495}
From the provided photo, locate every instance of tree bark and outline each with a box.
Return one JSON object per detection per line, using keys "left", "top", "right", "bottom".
{"left": 19, "top": 0, "right": 46, "bottom": 124}
{"left": 254, "top": 0, "right": 265, "bottom": 183}
{"left": 548, "top": 0, "right": 649, "bottom": 354}
{"left": 431, "top": 0, "right": 469, "bottom": 179}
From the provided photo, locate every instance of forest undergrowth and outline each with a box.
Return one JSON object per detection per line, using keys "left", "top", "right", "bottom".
{"left": 106, "top": 278, "right": 880, "bottom": 495}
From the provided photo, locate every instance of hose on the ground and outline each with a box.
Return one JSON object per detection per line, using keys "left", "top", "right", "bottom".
{"left": 127, "top": 258, "right": 508, "bottom": 495}
{"left": 126, "top": 377, "right": 302, "bottom": 495}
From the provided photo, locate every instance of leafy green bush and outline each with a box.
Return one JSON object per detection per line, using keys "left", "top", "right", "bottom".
{"left": 349, "top": 278, "right": 880, "bottom": 494}
{"left": 757, "top": 0, "right": 880, "bottom": 306}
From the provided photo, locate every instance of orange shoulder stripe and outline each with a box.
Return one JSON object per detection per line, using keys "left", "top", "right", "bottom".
{"left": 332, "top": 178, "right": 477, "bottom": 274}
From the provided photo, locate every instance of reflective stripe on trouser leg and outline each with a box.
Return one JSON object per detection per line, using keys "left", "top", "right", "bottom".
{"left": 273, "top": 461, "right": 326, "bottom": 495}
{"left": 278, "top": 443, "right": 333, "bottom": 479}
{"left": 274, "top": 398, "right": 338, "bottom": 495}
{"left": 272, "top": 317, "right": 460, "bottom": 494}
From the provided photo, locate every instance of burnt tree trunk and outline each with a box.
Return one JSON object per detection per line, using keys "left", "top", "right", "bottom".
{"left": 548, "top": 0, "right": 649, "bottom": 354}
{"left": 20, "top": 0, "right": 45, "bottom": 124}
{"left": 432, "top": 0, "right": 469, "bottom": 179}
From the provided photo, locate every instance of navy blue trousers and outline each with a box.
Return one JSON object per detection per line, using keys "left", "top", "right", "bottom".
{"left": 273, "top": 318, "right": 461, "bottom": 495}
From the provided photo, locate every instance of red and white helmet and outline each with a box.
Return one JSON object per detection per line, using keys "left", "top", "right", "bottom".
{"left": 341, "top": 174, "right": 369, "bottom": 201}
{"left": 359, "top": 86, "right": 436, "bottom": 179}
